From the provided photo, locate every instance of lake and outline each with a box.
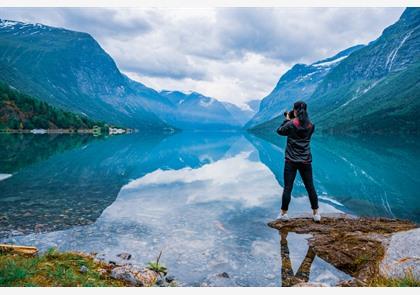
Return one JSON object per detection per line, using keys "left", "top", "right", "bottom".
{"left": 0, "top": 131, "right": 419, "bottom": 286}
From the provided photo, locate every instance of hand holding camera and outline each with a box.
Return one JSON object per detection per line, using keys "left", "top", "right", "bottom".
{"left": 283, "top": 110, "right": 295, "bottom": 121}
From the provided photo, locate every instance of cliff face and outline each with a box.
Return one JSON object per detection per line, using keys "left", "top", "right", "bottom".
{"left": 0, "top": 19, "right": 170, "bottom": 130}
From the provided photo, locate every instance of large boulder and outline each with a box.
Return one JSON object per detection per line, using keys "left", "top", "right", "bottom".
{"left": 380, "top": 228, "right": 420, "bottom": 281}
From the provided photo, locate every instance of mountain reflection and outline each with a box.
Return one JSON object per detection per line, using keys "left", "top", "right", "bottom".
{"left": 3, "top": 134, "right": 350, "bottom": 286}
{"left": 247, "top": 132, "right": 420, "bottom": 222}
{"left": 0, "top": 132, "right": 240, "bottom": 237}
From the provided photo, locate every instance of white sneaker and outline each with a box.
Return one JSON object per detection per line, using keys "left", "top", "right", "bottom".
{"left": 277, "top": 213, "right": 289, "bottom": 221}
{"left": 313, "top": 213, "right": 321, "bottom": 222}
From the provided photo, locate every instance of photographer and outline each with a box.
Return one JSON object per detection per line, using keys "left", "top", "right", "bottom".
{"left": 276, "top": 101, "right": 320, "bottom": 222}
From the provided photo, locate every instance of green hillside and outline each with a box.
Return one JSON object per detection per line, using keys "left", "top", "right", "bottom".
{"left": 0, "top": 82, "right": 105, "bottom": 130}
{"left": 249, "top": 8, "right": 420, "bottom": 135}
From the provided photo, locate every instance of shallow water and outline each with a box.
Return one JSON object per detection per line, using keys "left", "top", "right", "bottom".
{"left": 0, "top": 131, "right": 418, "bottom": 286}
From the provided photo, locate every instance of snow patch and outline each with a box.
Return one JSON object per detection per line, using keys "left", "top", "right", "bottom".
{"left": 0, "top": 174, "right": 12, "bottom": 181}
{"left": 0, "top": 20, "right": 19, "bottom": 28}
{"left": 199, "top": 97, "right": 214, "bottom": 107}
{"left": 313, "top": 55, "right": 348, "bottom": 68}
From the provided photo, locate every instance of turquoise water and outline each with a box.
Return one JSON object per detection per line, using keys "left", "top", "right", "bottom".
{"left": 0, "top": 132, "right": 418, "bottom": 286}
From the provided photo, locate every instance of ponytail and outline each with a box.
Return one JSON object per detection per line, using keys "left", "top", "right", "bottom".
{"left": 293, "top": 101, "right": 312, "bottom": 131}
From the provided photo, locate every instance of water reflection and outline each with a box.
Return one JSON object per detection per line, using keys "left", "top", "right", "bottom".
{"left": 1, "top": 131, "right": 418, "bottom": 286}
{"left": 280, "top": 229, "right": 315, "bottom": 287}
{"left": 0, "top": 132, "right": 240, "bottom": 237}
{"left": 247, "top": 132, "right": 420, "bottom": 222}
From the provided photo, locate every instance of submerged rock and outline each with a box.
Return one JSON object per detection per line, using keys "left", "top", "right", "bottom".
{"left": 165, "top": 275, "right": 175, "bottom": 283}
{"left": 117, "top": 252, "right": 132, "bottom": 260}
{"left": 380, "top": 228, "right": 420, "bottom": 281}
{"left": 202, "top": 272, "right": 236, "bottom": 287}
{"left": 268, "top": 214, "right": 417, "bottom": 284}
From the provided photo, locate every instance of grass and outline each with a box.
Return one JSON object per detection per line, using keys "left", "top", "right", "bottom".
{"left": 146, "top": 250, "right": 167, "bottom": 277}
{"left": 369, "top": 276, "right": 420, "bottom": 287}
{"left": 369, "top": 270, "right": 420, "bottom": 287}
{"left": 0, "top": 248, "right": 128, "bottom": 287}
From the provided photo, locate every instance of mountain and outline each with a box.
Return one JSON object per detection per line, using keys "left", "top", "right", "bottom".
{"left": 246, "top": 99, "right": 261, "bottom": 113}
{"left": 0, "top": 19, "right": 171, "bottom": 131}
{"left": 245, "top": 45, "right": 364, "bottom": 129}
{"left": 309, "top": 8, "right": 420, "bottom": 133}
{"left": 249, "top": 8, "right": 420, "bottom": 134}
{"left": 222, "top": 101, "right": 259, "bottom": 126}
{"left": 0, "top": 82, "right": 105, "bottom": 130}
{"left": 159, "top": 90, "right": 242, "bottom": 129}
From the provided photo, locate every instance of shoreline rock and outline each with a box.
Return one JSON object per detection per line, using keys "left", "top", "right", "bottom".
{"left": 268, "top": 214, "right": 417, "bottom": 284}
{"left": 380, "top": 228, "right": 420, "bottom": 281}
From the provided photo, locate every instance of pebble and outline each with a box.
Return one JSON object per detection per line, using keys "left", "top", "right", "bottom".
{"left": 79, "top": 266, "right": 88, "bottom": 273}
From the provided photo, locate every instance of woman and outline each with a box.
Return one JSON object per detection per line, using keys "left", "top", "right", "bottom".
{"left": 276, "top": 101, "right": 320, "bottom": 222}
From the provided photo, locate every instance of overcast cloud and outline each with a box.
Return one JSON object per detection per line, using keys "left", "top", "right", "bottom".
{"left": 0, "top": 7, "right": 404, "bottom": 106}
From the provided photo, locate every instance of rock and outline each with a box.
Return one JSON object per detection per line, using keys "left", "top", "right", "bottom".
{"left": 79, "top": 265, "right": 88, "bottom": 273}
{"left": 110, "top": 266, "right": 138, "bottom": 286}
{"left": 217, "top": 272, "right": 230, "bottom": 278}
{"left": 134, "top": 269, "right": 158, "bottom": 287}
{"left": 108, "top": 260, "right": 117, "bottom": 265}
{"left": 117, "top": 252, "right": 132, "bottom": 260}
{"left": 203, "top": 272, "right": 236, "bottom": 287}
{"left": 268, "top": 215, "right": 417, "bottom": 283}
{"left": 293, "top": 282, "right": 329, "bottom": 287}
{"left": 165, "top": 275, "right": 175, "bottom": 283}
{"left": 380, "top": 228, "right": 420, "bottom": 280}
{"left": 110, "top": 265, "right": 158, "bottom": 286}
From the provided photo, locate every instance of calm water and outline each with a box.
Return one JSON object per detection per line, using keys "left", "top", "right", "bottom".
{"left": 0, "top": 132, "right": 419, "bottom": 286}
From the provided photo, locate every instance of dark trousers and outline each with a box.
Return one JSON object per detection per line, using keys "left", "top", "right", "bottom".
{"left": 281, "top": 161, "right": 319, "bottom": 211}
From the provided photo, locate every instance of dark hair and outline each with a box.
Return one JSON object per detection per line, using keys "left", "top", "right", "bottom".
{"left": 293, "top": 101, "right": 312, "bottom": 130}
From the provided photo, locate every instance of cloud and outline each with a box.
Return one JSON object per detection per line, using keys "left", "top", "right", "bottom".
{"left": 0, "top": 7, "right": 405, "bottom": 105}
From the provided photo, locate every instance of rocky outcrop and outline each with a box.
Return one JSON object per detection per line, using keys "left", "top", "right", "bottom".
{"left": 268, "top": 214, "right": 417, "bottom": 284}
{"left": 380, "top": 228, "right": 420, "bottom": 281}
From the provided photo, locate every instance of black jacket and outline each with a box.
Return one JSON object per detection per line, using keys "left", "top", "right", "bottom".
{"left": 277, "top": 118, "right": 315, "bottom": 163}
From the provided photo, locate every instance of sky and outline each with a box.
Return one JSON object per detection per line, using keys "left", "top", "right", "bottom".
{"left": 0, "top": 7, "right": 405, "bottom": 107}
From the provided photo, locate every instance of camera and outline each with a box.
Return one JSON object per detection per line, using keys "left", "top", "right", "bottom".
{"left": 283, "top": 110, "right": 295, "bottom": 120}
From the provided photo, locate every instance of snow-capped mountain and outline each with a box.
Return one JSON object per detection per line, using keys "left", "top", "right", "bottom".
{"left": 222, "top": 100, "right": 260, "bottom": 126}
{"left": 309, "top": 8, "right": 420, "bottom": 133}
{"left": 248, "top": 8, "right": 420, "bottom": 134}
{"left": 0, "top": 18, "right": 254, "bottom": 131}
{"left": 159, "top": 90, "right": 242, "bottom": 129}
{"left": 245, "top": 45, "right": 364, "bottom": 129}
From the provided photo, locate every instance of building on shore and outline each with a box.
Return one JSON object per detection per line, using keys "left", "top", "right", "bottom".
{"left": 109, "top": 127, "right": 126, "bottom": 135}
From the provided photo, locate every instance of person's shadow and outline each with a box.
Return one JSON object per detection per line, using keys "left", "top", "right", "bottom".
{"left": 280, "top": 229, "right": 316, "bottom": 287}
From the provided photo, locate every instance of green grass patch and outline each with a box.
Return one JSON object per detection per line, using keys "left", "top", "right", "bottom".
{"left": 0, "top": 248, "right": 128, "bottom": 287}
{"left": 369, "top": 270, "right": 420, "bottom": 287}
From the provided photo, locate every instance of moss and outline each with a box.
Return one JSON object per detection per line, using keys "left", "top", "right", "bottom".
{"left": 0, "top": 248, "right": 128, "bottom": 287}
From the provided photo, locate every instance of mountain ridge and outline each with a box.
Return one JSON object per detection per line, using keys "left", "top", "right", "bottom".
{"left": 248, "top": 8, "right": 420, "bottom": 134}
